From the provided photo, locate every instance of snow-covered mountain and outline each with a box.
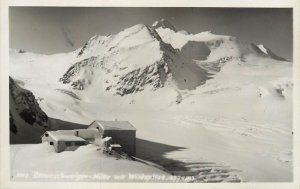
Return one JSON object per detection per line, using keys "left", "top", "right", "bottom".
{"left": 9, "top": 19, "right": 293, "bottom": 182}
{"left": 10, "top": 20, "right": 291, "bottom": 101}
{"left": 54, "top": 20, "right": 289, "bottom": 100}
{"left": 59, "top": 24, "right": 211, "bottom": 97}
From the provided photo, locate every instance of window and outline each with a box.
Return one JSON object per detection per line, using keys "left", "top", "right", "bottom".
{"left": 49, "top": 142, "right": 54, "bottom": 145}
{"left": 45, "top": 133, "right": 49, "bottom": 137}
{"left": 75, "top": 141, "right": 85, "bottom": 145}
{"left": 64, "top": 141, "right": 85, "bottom": 146}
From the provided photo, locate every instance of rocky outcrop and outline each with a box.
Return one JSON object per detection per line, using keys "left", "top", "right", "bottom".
{"left": 9, "top": 76, "right": 48, "bottom": 143}
{"left": 112, "top": 61, "right": 170, "bottom": 96}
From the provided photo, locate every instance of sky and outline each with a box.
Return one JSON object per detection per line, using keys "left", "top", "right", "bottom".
{"left": 9, "top": 7, "right": 293, "bottom": 60}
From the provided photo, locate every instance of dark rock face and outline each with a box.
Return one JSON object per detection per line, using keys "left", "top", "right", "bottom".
{"left": 197, "top": 56, "right": 234, "bottom": 73}
{"left": 19, "top": 109, "right": 38, "bottom": 125}
{"left": 152, "top": 19, "right": 177, "bottom": 32}
{"left": 77, "top": 42, "right": 88, "bottom": 57}
{"left": 266, "top": 49, "right": 287, "bottom": 61}
{"left": 10, "top": 111, "right": 18, "bottom": 134}
{"left": 9, "top": 77, "right": 49, "bottom": 144}
{"left": 59, "top": 56, "right": 99, "bottom": 90}
{"left": 9, "top": 77, "right": 48, "bottom": 126}
{"left": 113, "top": 61, "right": 169, "bottom": 96}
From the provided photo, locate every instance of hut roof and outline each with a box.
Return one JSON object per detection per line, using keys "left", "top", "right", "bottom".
{"left": 89, "top": 120, "right": 136, "bottom": 131}
{"left": 103, "top": 137, "right": 112, "bottom": 142}
{"left": 110, "top": 144, "right": 122, "bottom": 148}
{"left": 45, "top": 130, "right": 86, "bottom": 142}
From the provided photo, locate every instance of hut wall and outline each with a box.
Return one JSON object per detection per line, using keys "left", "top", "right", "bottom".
{"left": 103, "top": 130, "right": 136, "bottom": 156}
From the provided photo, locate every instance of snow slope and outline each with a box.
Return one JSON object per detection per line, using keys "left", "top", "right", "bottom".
{"left": 9, "top": 19, "right": 293, "bottom": 182}
{"left": 10, "top": 143, "right": 171, "bottom": 182}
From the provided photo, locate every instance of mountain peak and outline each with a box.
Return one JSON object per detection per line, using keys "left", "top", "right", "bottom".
{"left": 250, "top": 43, "right": 287, "bottom": 61}
{"left": 152, "top": 18, "right": 177, "bottom": 31}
